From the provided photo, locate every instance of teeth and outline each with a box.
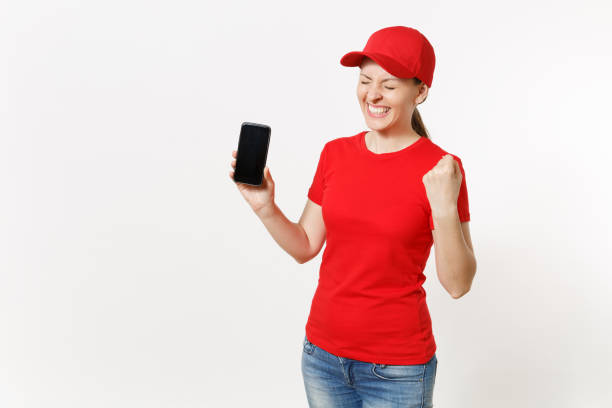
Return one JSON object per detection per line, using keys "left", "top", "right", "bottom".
{"left": 368, "top": 104, "right": 390, "bottom": 114}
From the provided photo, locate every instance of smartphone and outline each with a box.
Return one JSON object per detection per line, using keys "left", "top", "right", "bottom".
{"left": 233, "top": 122, "right": 271, "bottom": 186}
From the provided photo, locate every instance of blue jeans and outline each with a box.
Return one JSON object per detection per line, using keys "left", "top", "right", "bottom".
{"left": 301, "top": 334, "right": 437, "bottom": 408}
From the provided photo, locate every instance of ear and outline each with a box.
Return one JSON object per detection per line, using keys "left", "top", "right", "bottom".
{"left": 416, "top": 85, "right": 429, "bottom": 104}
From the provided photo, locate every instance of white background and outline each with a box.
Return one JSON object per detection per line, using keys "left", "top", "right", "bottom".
{"left": 1, "top": 1, "right": 611, "bottom": 407}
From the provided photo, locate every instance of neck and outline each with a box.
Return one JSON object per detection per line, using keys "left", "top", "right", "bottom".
{"left": 366, "top": 128, "right": 421, "bottom": 154}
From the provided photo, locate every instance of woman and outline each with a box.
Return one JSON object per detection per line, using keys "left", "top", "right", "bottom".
{"left": 229, "top": 26, "right": 476, "bottom": 408}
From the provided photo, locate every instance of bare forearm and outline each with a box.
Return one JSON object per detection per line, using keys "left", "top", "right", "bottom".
{"left": 432, "top": 209, "right": 476, "bottom": 298}
{"left": 255, "top": 203, "right": 312, "bottom": 263}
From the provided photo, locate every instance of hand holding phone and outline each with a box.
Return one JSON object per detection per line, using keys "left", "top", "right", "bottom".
{"left": 229, "top": 122, "right": 275, "bottom": 215}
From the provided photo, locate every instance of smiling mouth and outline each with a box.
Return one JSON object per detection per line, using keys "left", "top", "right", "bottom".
{"left": 367, "top": 103, "right": 391, "bottom": 116}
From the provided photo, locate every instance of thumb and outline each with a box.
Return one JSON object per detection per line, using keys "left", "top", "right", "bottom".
{"left": 264, "top": 166, "right": 272, "bottom": 181}
{"left": 452, "top": 157, "right": 460, "bottom": 173}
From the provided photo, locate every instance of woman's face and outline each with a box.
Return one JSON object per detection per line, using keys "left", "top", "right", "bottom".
{"left": 357, "top": 58, "right": 428, "bottom": 132}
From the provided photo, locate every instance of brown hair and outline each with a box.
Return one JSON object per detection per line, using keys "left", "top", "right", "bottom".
{"left": 411, "top": 78, "right": 431, "bottom": 139}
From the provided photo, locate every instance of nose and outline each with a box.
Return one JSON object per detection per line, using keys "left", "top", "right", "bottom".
{"left": 366, "top": 98, "right": 385, "bottom": 106}
{"left": 367, "top": 95, "right": 381, "bottom": 103}
{"left": 366, "top": 90, "right": 383, "bottom": 104}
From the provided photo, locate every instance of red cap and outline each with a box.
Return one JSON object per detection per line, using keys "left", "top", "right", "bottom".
{"left": 340, "top": 26, "right": 436, "bottom": 88}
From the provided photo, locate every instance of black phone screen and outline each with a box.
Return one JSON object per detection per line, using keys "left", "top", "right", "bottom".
{"left": 233, "top": 122, "right": 271, "bottom": 186}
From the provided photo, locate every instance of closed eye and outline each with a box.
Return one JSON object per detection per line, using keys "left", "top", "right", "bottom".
{"left": 360, "top": 81, "right": 395, "bottom": 90}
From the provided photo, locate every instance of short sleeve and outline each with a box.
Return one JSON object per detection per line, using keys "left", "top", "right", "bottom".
{"left": 430, "top": 155, "right": 470, "bottom": 230}
{"left": 307, "top": 144, "right": 328, "bottom": 206}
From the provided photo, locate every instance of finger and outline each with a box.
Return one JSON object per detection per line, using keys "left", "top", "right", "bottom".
{"left": 265, "top": 167, "right": 274, "bottom": 184}
{"left": 232, "top": 150, "right": 237, "bottom": 157}
{"left": 441, "top": 154, "right": 456, "bottom": 169}
{"left": 437, "top": 154, "right": 450, "bottom": 164}
{"left": 448, "top": 155, "right": 459, "bottom": 170}
{"left": 232, "top": 159, "right": 236, "bottom": 168}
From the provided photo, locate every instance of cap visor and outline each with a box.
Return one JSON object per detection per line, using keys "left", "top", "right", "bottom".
{"left": 341, "top": 51, "right": 414, "bottom": 79}
{"left": 340, "top": 51, "right": 366, "bottom": 67}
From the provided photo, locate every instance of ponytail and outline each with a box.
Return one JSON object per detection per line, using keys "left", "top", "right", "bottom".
{"left": 411, "top": 78, "right": 431, "bottom": 139}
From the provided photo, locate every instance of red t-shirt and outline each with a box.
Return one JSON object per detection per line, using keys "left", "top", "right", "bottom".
{"left": 305, "top": 130, "right": 470, "bottom": 365}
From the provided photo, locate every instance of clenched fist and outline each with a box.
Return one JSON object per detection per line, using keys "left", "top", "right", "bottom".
{"left": 422, "top": 154, "right": 462, "bottom": 216}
